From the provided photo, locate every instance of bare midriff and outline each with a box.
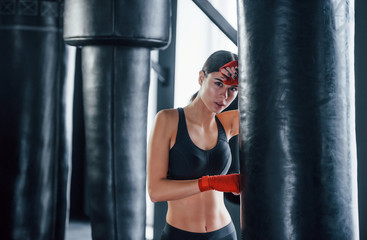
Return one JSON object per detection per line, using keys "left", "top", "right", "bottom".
{"left": 166, "top": 190, "right": 231, "bottom": 233}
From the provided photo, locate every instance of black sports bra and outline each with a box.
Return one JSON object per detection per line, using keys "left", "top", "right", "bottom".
{"left": 167, "top": 108, "right": 232, "bottom": 180}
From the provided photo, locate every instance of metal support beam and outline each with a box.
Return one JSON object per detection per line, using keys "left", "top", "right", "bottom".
{"left": 192, "top": 0, "right": 237, "bottom": 45}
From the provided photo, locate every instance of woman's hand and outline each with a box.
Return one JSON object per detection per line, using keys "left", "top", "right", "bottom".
{"left": 198, "top": 174, "right": 240, "bottom": 194}
{"left": 219, "top": 60, "right": 238, "bottom": 85}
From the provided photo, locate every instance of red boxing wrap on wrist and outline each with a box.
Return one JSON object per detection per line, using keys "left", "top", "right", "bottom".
{"left": 219, "top": 60, "right": 238, "bottom": 86}
{"left": 198, "top": 174, "right": 240, "bottom": 194}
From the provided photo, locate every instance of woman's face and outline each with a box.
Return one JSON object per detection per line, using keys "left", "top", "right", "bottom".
{"left": 199, "top": 71, "right": 238, "bottom": 113}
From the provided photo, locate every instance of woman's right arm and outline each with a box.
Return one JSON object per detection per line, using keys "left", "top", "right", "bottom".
{"left": 147, "top": 110, "right": 201, "bottom": 203}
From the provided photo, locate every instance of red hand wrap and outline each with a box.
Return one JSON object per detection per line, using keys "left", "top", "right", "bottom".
{"left": 198, "top": 174, "right": 240, "bottom": 194}
{"left": 219, "top": 60, "right": 238, "bottom": 85}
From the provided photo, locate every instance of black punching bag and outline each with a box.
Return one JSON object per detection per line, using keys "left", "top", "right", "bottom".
{"left": 0, "top": 1, "right": 74, "bottom": 240}
{"left": 237, "top": 0, "right": 359, "bottom": 239}
{"left": 63, "top": 1, "right": 170, "bottom": 239}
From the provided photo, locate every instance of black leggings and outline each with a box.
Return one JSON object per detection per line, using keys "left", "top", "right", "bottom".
{"left": 161, "top": 221, "right": 237, "bottom": 240}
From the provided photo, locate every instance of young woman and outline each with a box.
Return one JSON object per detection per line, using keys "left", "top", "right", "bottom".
{"left": 147, "top": 50, "right": 240, "bottom": 240}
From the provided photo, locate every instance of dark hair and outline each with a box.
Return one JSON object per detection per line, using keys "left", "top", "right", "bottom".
{"left": 190, "top": 50, "right": 238, "bottom": 102}
{"left": 201, "top": 50, "right": 238, "bottom": 76}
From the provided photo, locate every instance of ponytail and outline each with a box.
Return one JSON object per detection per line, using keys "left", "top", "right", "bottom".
{"left": 190, "top": 91, "right": 199, "bottom": 102}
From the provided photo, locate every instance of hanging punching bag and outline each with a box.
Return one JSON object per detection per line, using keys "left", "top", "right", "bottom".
{"left": 237, "top": 0, "right": 359, "bottom": 239}
{"left": 63, "top": 1, "right": 171, "bottom": 239}
{"left": 0, "top": 1, "right": 74, "bottom": 239}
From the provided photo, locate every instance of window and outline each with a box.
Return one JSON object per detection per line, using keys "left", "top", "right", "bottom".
{"left": 174, "top": 0, "right": 238, "bottom": 108}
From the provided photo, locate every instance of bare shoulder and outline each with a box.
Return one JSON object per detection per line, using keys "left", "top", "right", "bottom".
{"left": 216, "top": 110, "right": 239, "bottom": 123}
{"left": 216, "top": 110, "right": 239, "bottom": 138}
{"left": 155, "top": 109, "right": 179, "bottom": 125}
{"left": 153, "top": 109, "right": 179, "bottom": 134}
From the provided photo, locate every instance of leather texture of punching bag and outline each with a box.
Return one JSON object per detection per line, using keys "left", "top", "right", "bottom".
{"left": 63, "top": 1, "right": 171, "bottom": 239}
{"left": 82, "top": 46, "right": 150, "bottom": 240}
{"left": 0, "top": 1, "right": 74, "bottom": 239}
{"left": 237, "top": 0, "right": 359, "bottom": 239}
